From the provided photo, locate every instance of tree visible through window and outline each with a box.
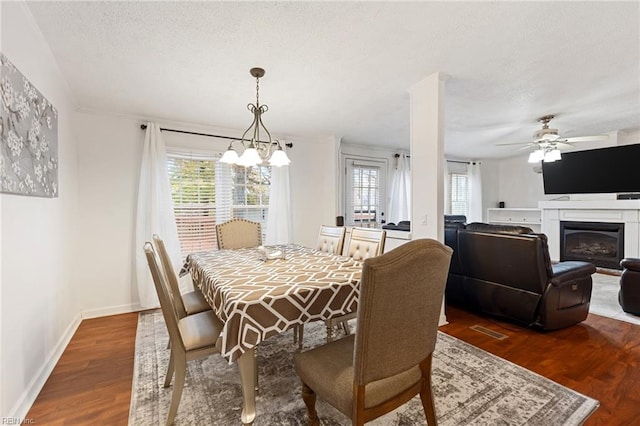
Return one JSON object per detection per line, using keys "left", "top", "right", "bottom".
{"left": 231, "top": 165, "right": 270, "bottom": 230}
{"left": 168, "top": 153, "right": 270, "bottom": 258}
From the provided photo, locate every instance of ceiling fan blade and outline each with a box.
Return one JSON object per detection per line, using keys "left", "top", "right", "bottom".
{"left": 495, "top": 141, "right": 532, "bottom": 146}
{"left": 563, "top": 135, "right": 609, "bottom": 143}
{"left": 553, "top": 141, "right": 575, "bottom": 150}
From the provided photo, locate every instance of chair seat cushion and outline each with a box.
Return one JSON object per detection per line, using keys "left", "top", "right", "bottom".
{"left": 183, "top": 290, "right": 211, "bottom": 315}
{"left": 294, "top": 335, "right": 421, "bottom": 416}
{"left": 178, "top": 311, "right": 223, "bottom": 351}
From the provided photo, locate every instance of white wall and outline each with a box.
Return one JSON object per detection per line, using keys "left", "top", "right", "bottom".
{"left": 73, "top": 112, "right": 337, "bottom": 313}
{"left": 1, "top": 2, "right": 80, "bottom": 417}
{"left": 480, "top": 159, "right": 500, "bottom": 219}
{"left": 495, "top": 155, "right": 554, "bottom": 208}
{"left": 74, "top": 113, "right": 143, "bottom": 315}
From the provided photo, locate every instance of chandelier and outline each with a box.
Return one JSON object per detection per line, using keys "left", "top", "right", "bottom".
{"left": 220, "top": 67, "right": 291, "bottom": 167}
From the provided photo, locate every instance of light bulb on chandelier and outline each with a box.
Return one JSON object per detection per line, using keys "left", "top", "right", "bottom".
{"left": 220, "top": 67, "right": 291, "bottom": 167}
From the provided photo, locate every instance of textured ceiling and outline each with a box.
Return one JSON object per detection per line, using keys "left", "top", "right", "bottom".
{"left": 25, "top": 1, "right": 640, "bottom": 159}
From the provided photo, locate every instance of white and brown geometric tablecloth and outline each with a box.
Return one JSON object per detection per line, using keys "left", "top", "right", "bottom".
{"left": 184, "top": 244, "right": 363, "bottom": 362}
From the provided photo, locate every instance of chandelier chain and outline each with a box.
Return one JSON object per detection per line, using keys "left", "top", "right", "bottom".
{"left": 256, "top": 76, "right": 260, "bottom": 107}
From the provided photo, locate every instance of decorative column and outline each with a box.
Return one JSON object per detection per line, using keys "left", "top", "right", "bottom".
{"left": 409, "top": 72, "right": 447, "bottom": 325}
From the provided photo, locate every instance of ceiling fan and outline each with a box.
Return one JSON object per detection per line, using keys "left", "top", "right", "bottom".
{"left": 497, "top": 114, "right": 608, "bottom": 164}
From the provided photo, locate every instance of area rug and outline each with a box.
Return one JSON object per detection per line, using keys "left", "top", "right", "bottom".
{"left": 129, "top": 312, "right": 598, "bottom": 425}
{"left": 589, "top": 272, "right": 640, "bottom": 325}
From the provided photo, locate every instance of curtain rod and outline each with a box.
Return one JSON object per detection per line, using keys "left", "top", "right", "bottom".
{"left": 394, "top": 154, "right": 472, "bottom": 165}
{"left": 139, "top": 124, "right": 293, "bottom": 148}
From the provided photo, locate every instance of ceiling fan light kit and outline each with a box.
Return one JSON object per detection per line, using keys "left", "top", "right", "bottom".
{"left": 528, "top": 146, "right": 562, "bottom": 163}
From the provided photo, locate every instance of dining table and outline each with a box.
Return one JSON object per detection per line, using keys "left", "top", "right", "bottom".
{"left": 182, "top": 244, "right": 363, "bottom": 425}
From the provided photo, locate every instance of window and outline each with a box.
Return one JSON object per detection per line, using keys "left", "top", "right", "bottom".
{"left": 168, "top": 153, "right": 269, "bottom": 257}
{"left": 231, "top": 165, "right": 270, "bottom": 229}
{"left": 450, "top": 172, "right": 468, "bottom": 217}
{"left": 345, "top": 159, "right": 386, "bottom": 228}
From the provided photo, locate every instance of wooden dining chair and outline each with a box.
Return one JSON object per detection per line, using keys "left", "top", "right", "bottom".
{"left": 325, "top": 227, "right": 387, "bottom": 341}
{"left": 316, "top": 225, "right": 346, "bottom": 255}
{"left": 144, "top": 242, "right": 224, "bottom": 426}
{"left": 216, "top": 218, "right": 262, "bottom": 249}
{"left": 294, "top": 239, "right": 452, "bottom": 426}
{"left": 153, "top": 234, "right": 210, "bottom": 318}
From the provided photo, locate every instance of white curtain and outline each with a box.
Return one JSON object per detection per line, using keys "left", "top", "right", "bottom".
{"left": 265, "top": 163, "right": 292, "bottom": 245}
{"left": 467, "top": 161, "right": 483, "bottom": 223}
{"left": 134, "top": 122, "right": 181, "bottom": 308}
{"left": 444, "top": 160, "right": 451, "bottom": 215}
{"left": 387, "top": 154, "right": 411, "bottom": 224}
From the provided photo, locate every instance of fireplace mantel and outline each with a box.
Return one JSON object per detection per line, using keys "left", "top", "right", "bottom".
{"left": 538, "top": 200, "right": 640, "bottom": 262}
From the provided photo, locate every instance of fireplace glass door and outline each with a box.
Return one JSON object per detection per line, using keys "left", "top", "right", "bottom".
{"left": 560, "top": 221, "right": 624, "bottom": 269}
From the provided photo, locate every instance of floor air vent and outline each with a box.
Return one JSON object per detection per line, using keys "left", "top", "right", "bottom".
{"left": 470, "top": 325, "right": 508, "bottom": 340}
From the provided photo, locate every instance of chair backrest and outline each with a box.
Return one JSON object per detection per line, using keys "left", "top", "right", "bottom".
{"left": 343, "top": 227, "right": 386, "bottom": 261}
{"left": 316, "top": 225, "right": 346, "bottom": 255}
{"left": 152, "top": 234, "right": 188, "bottom": 319}
{"left": 353, "top": 239, "right": 453, "bottom": 386}
{"left": 143, "top": 242, "right": 186, "bottom": 352}
{"left": 216, "top": 218, "right": 262, "bottom": 249}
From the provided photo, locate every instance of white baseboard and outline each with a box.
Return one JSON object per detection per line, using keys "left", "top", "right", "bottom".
{"left": 81, "top": 302, "right": 144, "bottom": 319}
{"left": 8, "top": 312, "right": 82, "bottom": 420}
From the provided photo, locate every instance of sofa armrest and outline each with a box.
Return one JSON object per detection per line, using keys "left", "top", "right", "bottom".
{"left": 621, "top": 258, "right": 640, "bottom": 272}
{"left": 550, "top": 261, "right": 596, "bottom": 287}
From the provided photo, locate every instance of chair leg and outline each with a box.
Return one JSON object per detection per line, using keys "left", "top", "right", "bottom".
{"left": 340, "top": 319, "right": 351, "bottom": 335}
{"left": 166, "top": 356, "right": 186, "bottom": 426}
{"left": 419, "top": 356, "right": 438, "bottom": 425}
{"left": 325, "top": 320, "right": 334, "bottom": 343}
{"left": 254, "top": 347, "right": 259, "bottom": 394}
{"left": 298, "top": 325, "right": 304, "bottom": 350}
{"left": 164, "top": 351, "right": 175, "bottom": 388}
{"left": 301, "top": 381, "right": 320, "bottom": 426}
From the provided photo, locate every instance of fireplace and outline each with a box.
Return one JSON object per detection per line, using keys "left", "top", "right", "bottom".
{"left": 560, "top": 221, "right": 624, "bottom": 269}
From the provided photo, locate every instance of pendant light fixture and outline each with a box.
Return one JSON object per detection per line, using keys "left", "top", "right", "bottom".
{"left": 220, "top": 67, "right": 291, "bottom": 167}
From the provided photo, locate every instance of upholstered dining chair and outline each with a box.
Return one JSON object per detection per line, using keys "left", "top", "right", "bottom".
{"left": 144, "top": 242, "right": 224, "bottom": 426}
{"left": 153, "top": 234, "right": 210, "bottom": 318}
{"left": 216, "top": 218, "right": 263, "bottom": 249}
{"left": 325, "top": 227, "right": 387, "bottom": 341}
{"left": 294, "top": 239, "right": 452, "bottom": 426}
{"left": 316, "top": 225, "right": 347, "bottom": 255}
{"left": 294, "top": 225, "right": 348, "bottom": 348}
{"left": 342, "top": 227, "right": 387, "bottom": 261}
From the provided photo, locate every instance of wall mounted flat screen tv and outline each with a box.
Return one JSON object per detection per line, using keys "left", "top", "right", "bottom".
{"left": 542, "top": 144, "right": 640, "bottom": 194}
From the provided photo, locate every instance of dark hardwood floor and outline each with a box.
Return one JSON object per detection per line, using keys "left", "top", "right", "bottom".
{"left": 27, "top": 307, "right": 640, "bottom": 425}
{"left": 26, "top": 312, "right": 138, "bottom": 425}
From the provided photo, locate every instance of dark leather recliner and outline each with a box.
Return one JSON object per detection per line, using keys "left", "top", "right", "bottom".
{"left": 619, "top": 258, "right": 640, "bottom": 315}
{"left": 444, "top": 222, "right": 596, "bottom": 330}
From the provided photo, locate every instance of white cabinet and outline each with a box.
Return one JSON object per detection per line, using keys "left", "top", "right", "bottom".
{"left": 486, "top": 208, "right": 542, "bottom": 232}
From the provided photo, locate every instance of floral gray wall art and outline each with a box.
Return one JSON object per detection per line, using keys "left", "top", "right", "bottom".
{"left": 1, "top": 52, "right": 58, "bottom": 197}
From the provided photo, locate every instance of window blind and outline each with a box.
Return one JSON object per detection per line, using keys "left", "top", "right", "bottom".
{"left": 347, "top": 163, "right": 381, "bottom": 228}
{"left": 231, "top": 165, "right": 270, "bottom": 241}
{"left": 168, "top": 154, "right": 219, "bottom": 257}
{"left": 450, "top": 173, "right": 469, "bottom": 217}
{"left": 167, "top": 153, "right": 271, "bottom": 257}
